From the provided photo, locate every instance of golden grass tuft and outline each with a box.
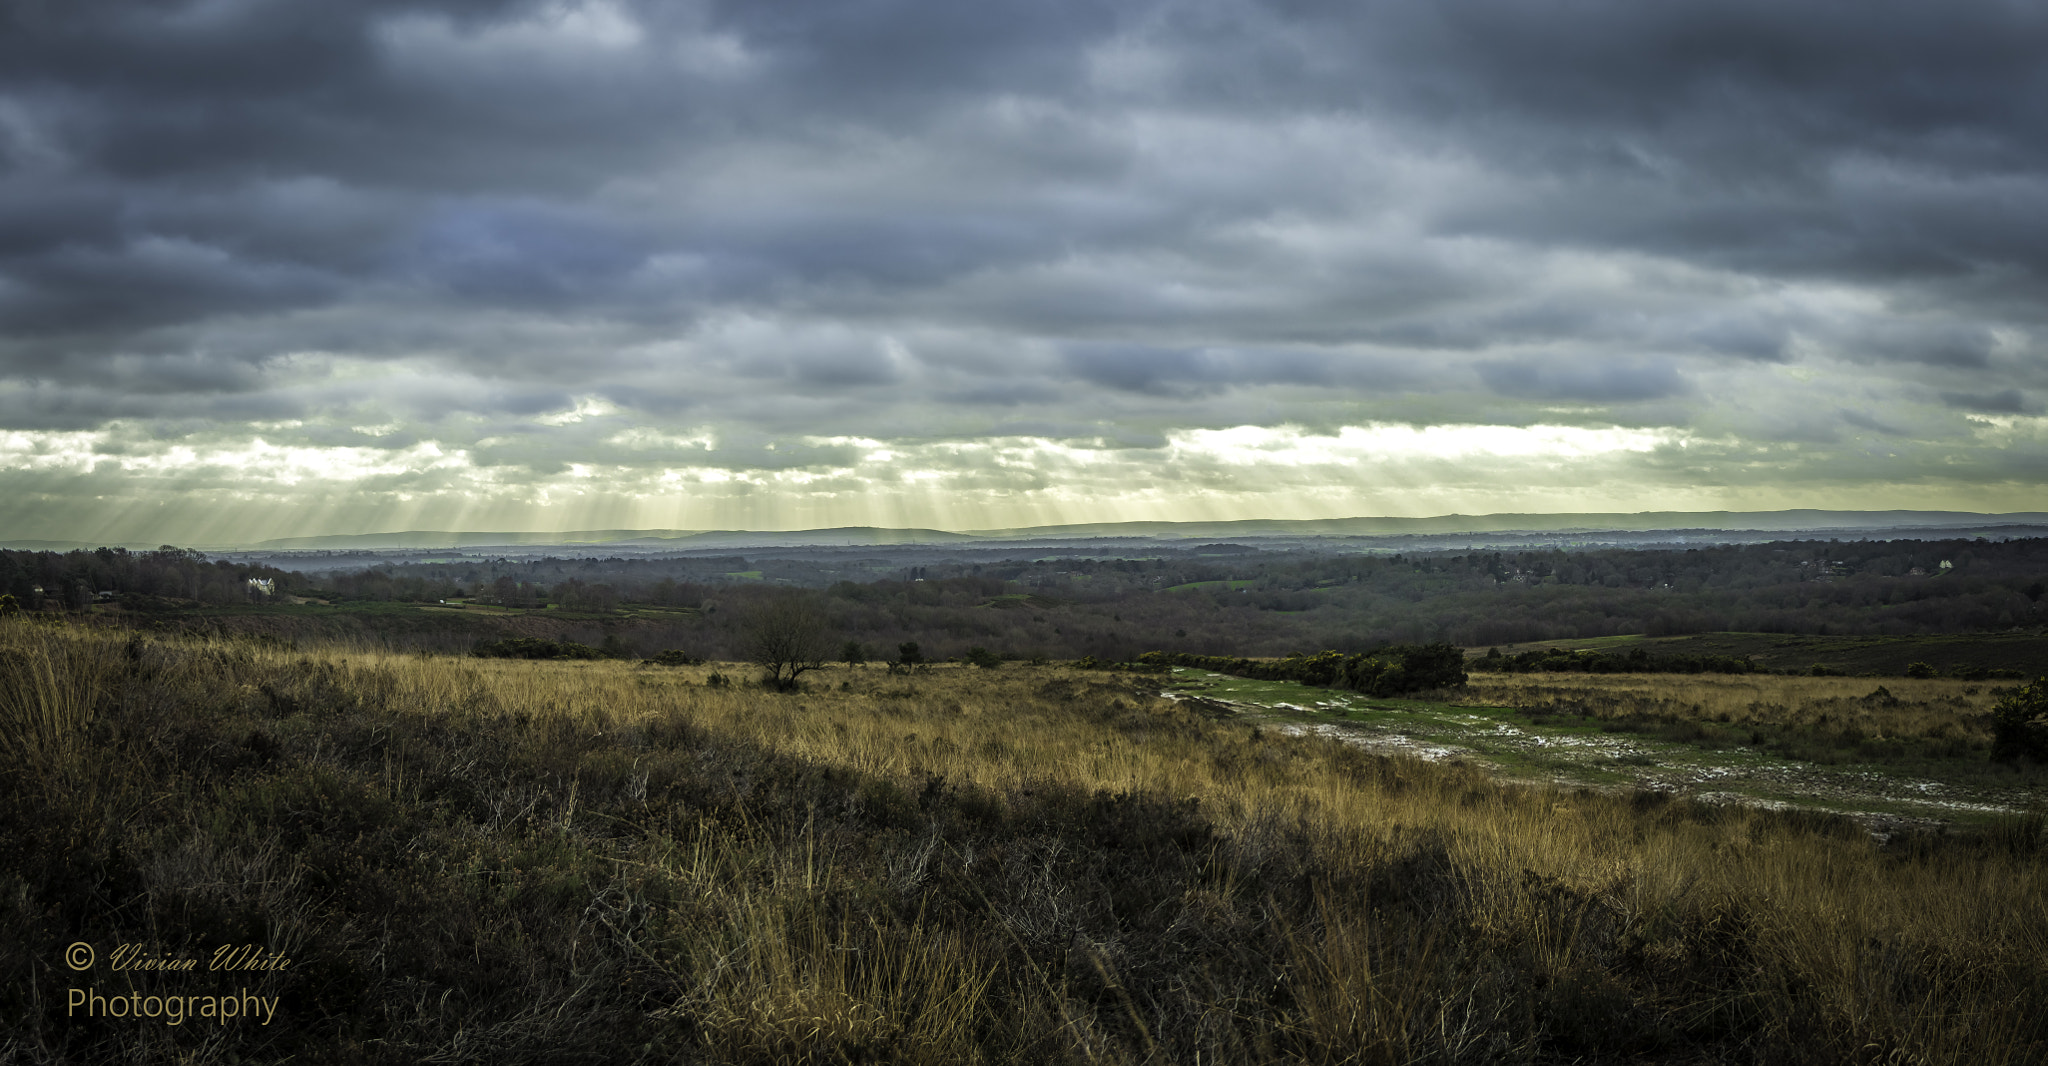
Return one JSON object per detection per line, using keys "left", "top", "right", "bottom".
{"left": 0, "top": 619, "right": 105, "bottom": 773}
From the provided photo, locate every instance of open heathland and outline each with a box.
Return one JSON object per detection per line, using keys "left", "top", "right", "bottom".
{"left": 1165, "top": 668, "right": 2048, "bottom": 834}
{"left": 4, "top": 619, "right": 2046, "bottom": 1064}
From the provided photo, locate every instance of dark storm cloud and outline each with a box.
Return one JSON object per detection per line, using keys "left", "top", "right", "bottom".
{"left": 1940, "top": 389, "right": 2033, "bottom": 415}
{"left": 1678, "top": 318, "right": 1790, "bottom": 364}
{"left": 1838, "top": 409, "right": 1907, "bottom": 437}
{"left": 1477, "top": 359, "right": 1690, "bottom": 403}
{"left": 2, "top": 0, "right": 2046, "bottom": 536}
{"left": 1207, "top": 0, "right": 2048, "bottom": 171}
{"left": 1062, "top": 343, "right": 1334, "bottom": 397}
{"left": 397, "top": 201, "right": 651, "bottom": 305}
{"left": 1842, "top": 321, "right": 1999, "bottom": 368}
{"left": 9, "top": 0, "right": 2047, "bottom": 350}
{"left": 706, "top": 0, "right": 1118, "bottom": 114}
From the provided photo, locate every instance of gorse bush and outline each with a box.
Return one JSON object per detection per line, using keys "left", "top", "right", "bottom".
{"left": 1475, "top": 645, "right": 1758, "bottom": 675}
{"left": 1136, "top": 642, "right": 1468, "bottom": 696}
{"left": 1992, "top": 677, "right": 2048, "bottom": 762}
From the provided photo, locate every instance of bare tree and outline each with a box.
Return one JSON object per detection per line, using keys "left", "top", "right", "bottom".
{"left": 742, "top": 594, "right": 830, "bottom": 691}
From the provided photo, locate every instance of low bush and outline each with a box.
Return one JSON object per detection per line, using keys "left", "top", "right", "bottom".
{"left": 962, "top": 646, "right": 1002, "bottom": 669}
{"left": 1135, "top": 642, "right": 1468, "bottom": 696}
{"left": 1473, "top": 645, "right": 1758, "bottom": 675}
{"left": 1992, "top": 677, "right": 2048, "bottom": 762}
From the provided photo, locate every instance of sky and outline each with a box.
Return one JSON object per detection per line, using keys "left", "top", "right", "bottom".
{"left": 2, "top": 0, "right": 2046, "bottom": 546}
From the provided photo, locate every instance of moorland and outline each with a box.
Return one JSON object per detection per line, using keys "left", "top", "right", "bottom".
{"left": 4, "top": 535, "right": 2047, "bottom": 1063}
{"left": 5, "top": 618, "right": 2047, "bottom": 1064}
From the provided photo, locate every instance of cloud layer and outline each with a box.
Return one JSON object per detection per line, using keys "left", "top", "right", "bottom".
{"left": 3, "top": 0, "right": 2044, "bottom": 543}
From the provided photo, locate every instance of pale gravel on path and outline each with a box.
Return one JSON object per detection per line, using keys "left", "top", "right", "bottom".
{"left": 1165, "top": 689, "right": 2035, "bottom": 840}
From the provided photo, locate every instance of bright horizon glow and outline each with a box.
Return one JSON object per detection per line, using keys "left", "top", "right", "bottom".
{"left": 2, "top": 419, "right": 2036, "bottom": 548}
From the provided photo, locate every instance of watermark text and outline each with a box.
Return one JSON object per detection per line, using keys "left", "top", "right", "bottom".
{"left": 67, "top": 987, "right": 280, "bottom": 1026}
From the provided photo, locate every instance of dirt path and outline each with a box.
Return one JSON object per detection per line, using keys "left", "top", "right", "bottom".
{"left": 1158, "top": 668, "right": 2042, "bottom": 838}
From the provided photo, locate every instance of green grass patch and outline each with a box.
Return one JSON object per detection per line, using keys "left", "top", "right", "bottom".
{"left": 1164, "top": 668, "right": 2048, "bottom": 827}
{"left": 1162, "top": 578, "right": 1257, "bottom": 592}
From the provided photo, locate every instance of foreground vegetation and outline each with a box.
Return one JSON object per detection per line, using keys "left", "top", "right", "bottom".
{"left": 5, "top": 620, "right": 2047, "bottom": 1063}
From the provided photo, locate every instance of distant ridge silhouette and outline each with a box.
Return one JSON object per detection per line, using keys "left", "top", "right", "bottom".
{"left": 191, "top": 509, "right": 2048, "bottom": 552}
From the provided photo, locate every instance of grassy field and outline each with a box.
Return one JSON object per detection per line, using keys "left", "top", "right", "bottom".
{"left": 1166, "top": 669, "right": 2047, "bottom": 832}
{"left": 4, "top": 619, "right": 2046, "bottom": 1063}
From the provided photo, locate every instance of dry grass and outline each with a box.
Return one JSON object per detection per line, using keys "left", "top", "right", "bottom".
{"left": 1469, "top": 671, "right": 2026, "bottom": 767}
{"left": 0, "top": 620, "right": 107, "bottom": 773}
{"left": 1469, "top": 672, "right": 1998, "bottom": 733}
{"left": 5, "top": 622, "right": 2047, "bottom": 1063}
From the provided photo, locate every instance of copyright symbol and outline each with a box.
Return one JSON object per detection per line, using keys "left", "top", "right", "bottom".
{"left": 65, "top": 942, "right": 93, "bottom": 971}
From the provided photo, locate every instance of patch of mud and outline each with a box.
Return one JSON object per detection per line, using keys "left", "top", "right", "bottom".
{"left": 1166, "top": 694, "right": 1241, "bottom": 719}
{"left": 1280, "top": 721, "right": 1468, "bottom": 761}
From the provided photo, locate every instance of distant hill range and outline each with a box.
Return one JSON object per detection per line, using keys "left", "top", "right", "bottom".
{"left": 209, "top": 509, "right": 2048, "bottom": 553}
{"left": 243, "top": 526, "right": 980, "bottom": 551}
{"left": 975, "top": 510, "right": 2048, "bottom": 540}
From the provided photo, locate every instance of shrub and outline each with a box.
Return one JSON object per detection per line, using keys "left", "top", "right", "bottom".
{"left": 1906, "top": 661, "right": 1937, "bottom": 679}
{"left": 1481, "top": 646, "right": 1755, "bottom": 675}
{"left": 1991, "top": 677, "right": 2048, "bottom": 762}
{"left": 964, "top": 646, "right": 1003, "bottom": 669}
{"left": 1134, "top": 643, "right": 1467, "bottom": 697}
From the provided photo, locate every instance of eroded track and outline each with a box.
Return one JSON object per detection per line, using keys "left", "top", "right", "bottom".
{"left": 1160, "top": 668, "right": 2044, "bottom": 837}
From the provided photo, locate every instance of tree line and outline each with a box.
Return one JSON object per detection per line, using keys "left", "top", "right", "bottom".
{"left": 0, "top": 547, "right": 297, "bottom": 609}
{"left": 9, "top": 538, "right": 2045, "bottom": 669}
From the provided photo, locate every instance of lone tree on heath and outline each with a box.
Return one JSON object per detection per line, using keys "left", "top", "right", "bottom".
{"left": 742, "top": 594, "right": 830, "bottom": 691}
{"left": 887, "top": 641, "right": 925, "bottom": 675}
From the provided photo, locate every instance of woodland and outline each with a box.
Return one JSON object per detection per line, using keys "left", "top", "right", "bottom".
{"left": 6, "top": 537, "right": 2044, "bottom": 665}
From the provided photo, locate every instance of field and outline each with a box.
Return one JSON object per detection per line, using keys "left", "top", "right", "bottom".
{"left": 1166, "top": 670, "right": 2047, "bottom": 835}
{"left": 4, "top": 619, "right": 2046, "bottom": 1064}
{"left": 1163, "top": 579, "right": 1259, "bottom": 593}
